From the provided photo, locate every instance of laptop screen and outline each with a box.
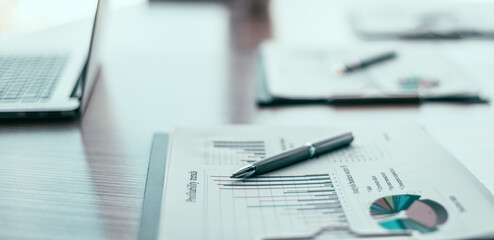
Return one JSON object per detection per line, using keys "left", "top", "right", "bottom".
{"left": 79, "top": 0, "right": 107, "bottom": 115}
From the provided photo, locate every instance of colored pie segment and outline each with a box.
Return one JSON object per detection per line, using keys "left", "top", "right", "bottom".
{"left": 370, "top": 194, "right": 448, "bottom": 234}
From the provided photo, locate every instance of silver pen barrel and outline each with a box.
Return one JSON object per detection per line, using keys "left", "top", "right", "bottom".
{"left": 230, "top": 165, "right": 256, "bottom": 178}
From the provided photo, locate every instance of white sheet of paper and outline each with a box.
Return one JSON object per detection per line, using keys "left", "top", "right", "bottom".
{"left": 158, "top": 125, "right": 494, "bottom": 239}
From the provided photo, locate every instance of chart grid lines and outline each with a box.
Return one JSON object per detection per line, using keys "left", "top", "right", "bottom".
{"left": 208, "top": 173, "right": 348, "bottom": 234}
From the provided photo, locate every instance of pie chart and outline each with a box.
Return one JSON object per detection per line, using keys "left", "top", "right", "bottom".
{"left": 370, "top": 194, "right": 448, "bottom": 233}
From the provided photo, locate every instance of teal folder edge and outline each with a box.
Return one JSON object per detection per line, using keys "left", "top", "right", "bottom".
{"left": 138, "top": 133, "right": 169, "bottom": 240}
{"left": 255, "top": 53, "right": 489, "bottom": 106}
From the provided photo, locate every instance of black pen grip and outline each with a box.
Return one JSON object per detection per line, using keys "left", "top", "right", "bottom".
{"left": 313, "top": 133, "right": 354, "bottom": 156}
{"left": 253, "top": 133, "right": 354, "bottom": 175}
{"left": 254, "top": 146, "right": 311, "bottom": 175}
{"left": 360, "top": 51, "right": 397, "bottom": 68}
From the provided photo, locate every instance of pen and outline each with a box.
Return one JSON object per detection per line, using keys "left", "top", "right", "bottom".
{"left": 230, "top": 132, "right": 354, "bottom": 179}
{"left": 333, "top": 51, "right": 397, "bottom": 75}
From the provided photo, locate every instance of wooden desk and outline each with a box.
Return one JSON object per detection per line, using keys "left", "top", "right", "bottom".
{"left": 1, "top": 1, "right": 494, "bottom": 239}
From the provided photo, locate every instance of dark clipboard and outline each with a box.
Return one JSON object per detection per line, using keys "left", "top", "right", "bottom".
{"left": 138, "top": 133, "right": 169, "bottom": 240}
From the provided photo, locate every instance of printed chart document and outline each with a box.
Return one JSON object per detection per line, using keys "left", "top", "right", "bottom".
{"left": 158, "top": 125, "right": 494, "bottom": 239}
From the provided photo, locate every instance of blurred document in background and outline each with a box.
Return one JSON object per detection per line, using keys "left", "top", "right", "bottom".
{"left": 348, "top": 0, "right": 494, "bottom": 39}
{"left": 257, "top": 42, "right": 487, "bottom": 105}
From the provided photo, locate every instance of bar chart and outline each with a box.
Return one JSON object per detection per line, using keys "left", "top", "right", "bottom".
{"left": 205, "top": 172, "right": 348, "bottom": 239}
{"left": 206, "top": 139, "right": 267, "bottom": 165}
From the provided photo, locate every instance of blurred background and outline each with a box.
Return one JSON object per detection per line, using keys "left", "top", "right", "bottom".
{"left": 3, "top": 0, "right": 494, "bottom": 44}
{"left": 0, "top": 0, "right": 144, "bottom": 38}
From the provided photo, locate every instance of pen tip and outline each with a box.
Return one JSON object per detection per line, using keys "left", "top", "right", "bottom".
{"left": 331, "top": 64, "right": 346, "bottom": 76}
{"left": 230, "top": 175, "right": 235, "bottom": 179}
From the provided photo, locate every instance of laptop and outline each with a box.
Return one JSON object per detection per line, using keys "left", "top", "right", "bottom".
{"left": 0, "top": 0, "right": 106, "bottom": 119}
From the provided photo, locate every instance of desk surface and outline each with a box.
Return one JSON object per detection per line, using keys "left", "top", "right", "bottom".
{"left": 1, "top": 1, "right": 494, "bottom": 239}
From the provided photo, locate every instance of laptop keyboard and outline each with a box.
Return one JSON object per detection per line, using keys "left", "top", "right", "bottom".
{"left": 0, "top": 55, "right": 67, "bottom": 103}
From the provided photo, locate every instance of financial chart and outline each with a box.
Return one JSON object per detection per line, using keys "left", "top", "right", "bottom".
{"left": 201, "top": 137, "right": 354, "bottom": 239}
{"left": 160, "top": 126, "right": 494, "bottom": 240}
{"left": 205, "top": 138, "right": 389, "bottom": 166}
{"left": 205, "top": 173, "right": 347, "bottom": 239}
{"left": 205, "top": 140, "right": 268, "bottom": 165}
{"left": 370, "top": 194, "right": 448, "bottom": 233}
